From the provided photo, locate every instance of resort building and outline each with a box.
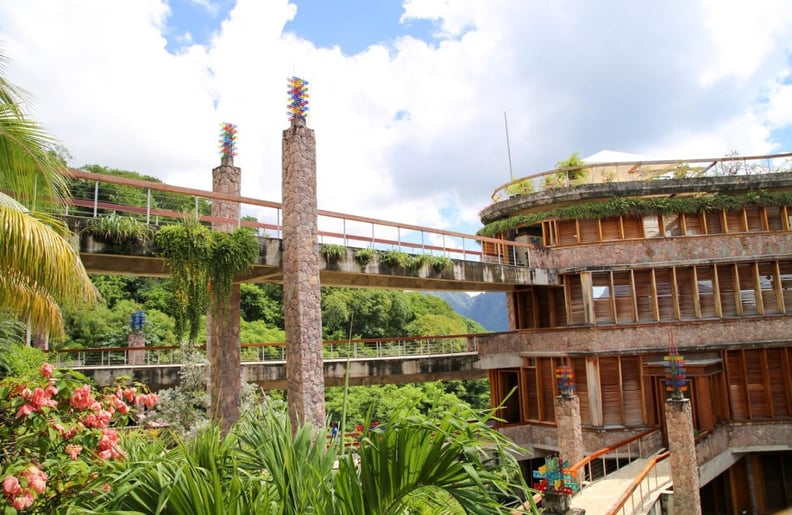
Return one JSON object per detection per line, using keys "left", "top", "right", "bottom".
{"left": 477, "top": 152, "right": 792, "bottom": 513}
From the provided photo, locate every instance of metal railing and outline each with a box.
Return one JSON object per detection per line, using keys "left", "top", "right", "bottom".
{"left": 53, "top": 333, "right": 481, "bottom": 369}
{"left": 58, "top": 169, "right": 533, "bottom": 266}
{"left": 567, "top": 427, "right": 660, "bottom": 487}
{"left": 605, "top": 450, "right": 671, "bottom": 515}
{"left": 491, "top": 152, "right": 792, "bottom": 202}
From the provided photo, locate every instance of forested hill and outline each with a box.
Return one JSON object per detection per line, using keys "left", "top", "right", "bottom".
{"left": 427, "top": 292, "right": 508, "bottom": 332}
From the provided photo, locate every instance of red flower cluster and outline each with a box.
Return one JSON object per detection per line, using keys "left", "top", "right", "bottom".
{"left": 2, "top": 465, "right": 47, "bottom": 511}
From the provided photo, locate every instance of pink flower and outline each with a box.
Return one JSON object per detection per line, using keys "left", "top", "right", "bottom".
{"left": 136, "top": 393, "right": 159, "bottom": 409}
{"left": 15, "top": 404, "right": 33, "bottom": 419}
{"left": 2, "top": 476, "right": 21, "bottom": 496}
{"left": 123, "top": 387, "right": 136, "bottom": 403}
{"left": 11, "top": 492, "right": 34, "bottom": 511}
{"left": 22, "top": 466, "right": 47, "bottom": 495}
{"left": 70, "top": 384, "right": 94, "bottom": 410}
{"left": 44, "top": 383, "right": 58, "bottom": 397}
{"left": 110, "top": 396, "right": 129, "bottom": 414}
{"left": 40, "top": 362, "right": 54, "bottom": 379}
{"left": 101, "top": 483, "right": 111, "bottom": 492}
{"left": 65, "top": 444, "right": 83, "bottom": 460}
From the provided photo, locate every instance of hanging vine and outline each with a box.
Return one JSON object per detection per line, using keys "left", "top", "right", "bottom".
{"left": 155, "top": 217, "right": 258, "bottom": 343}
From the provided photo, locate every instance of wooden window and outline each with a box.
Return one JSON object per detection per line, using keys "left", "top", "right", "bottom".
{"left": 654, "top": 269, "right": 676, "bottom": 320}
{"left": 704, "top": 210, "right": 724, "bottom": 235}
{"left": 744, "top": 349, "right": 770, "bottom": 419}
{"left": 573, "top": 359, "right": 590, "bottom": 425}
{"left": 578, "top": 219, "right": 600, "bottom": 243}
{"left": 600, "top": 217, "right": 621, "bottom": 241}
{"left": 539, "top": 359, "right": 556, "bottom": 422}
{"left": 675, "top": 267, "right": 697, "bottom": 320}
{"left": 725, "top": 210, "right": 744, "bottom": 233}
{"left": 683, "top": 213, "right": 704, "bottom": 235}
{"left": 565, "top": 275, "right": 585, "bottom": 325}
{"left": 557, "top": 219, "right": 578, "bottom": 246}
{"left": 621, "top": 357, "right": 643, "bottom": 426}
{"left": 592, "top": 272, "right": 614, "bottom": 324}
{"left": 542, "top": 220, "right": 558, "bottom": 246}
{"left": 758, "top": 262, "right": 781, "bottom": 315}
{"left": 495, "top": 369, "right": 522, "bottom": 423}
{"left": 744, "top": 207, "right": 764, "bottom": 232}
{"left": 551, "top": 287, "right": 567, "bottom": 328}
{"left": 642, "top": 215, "right": 661, "bottom": 238}
{"left": 766, "top": 347, "right": 791, "bottom": 418}
{"left": 737, "top": 263, "right": 760, "bottom": 316}
{"left": 780, "top": 261, "right": 792, "bottom": 313}
{"left": 725, "top": 351, "right": 748, "bottom": 420}
{"left": 613, "top": 271, "right": 636, "bottom": 323}
{"left": 717, "top": 264, "right": 739, "bottom": 317}
{"left": 662, "top": 213, "right": 682, "bottom": 237}
{"left": 621, "top": 216, "right": 643, "bottom": 239}
{"left": 634, "top": 269, "right": 655, "bottom": 322}
{"left": 600, "top": 357, "right": 622, "bottom": 426}
{"left": 522, "top": 358, "right": 557, "bottom": 423}
{"left": 764, "top": 206, "right": 784, "bottom": 231}
{"left": 695, "top": 266, "right": 718, "bottom": 318}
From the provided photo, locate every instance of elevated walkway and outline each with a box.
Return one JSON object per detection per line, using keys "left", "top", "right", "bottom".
{"left": 570, "top": 456, "right": 671, "bottom": 515}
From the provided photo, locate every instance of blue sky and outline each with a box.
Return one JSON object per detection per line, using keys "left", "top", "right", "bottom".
{"left": 165, "top": 0, "right": 435, "bottom": 55}
{"left": 1, "top": 0, "right": 792, "bottom": 238}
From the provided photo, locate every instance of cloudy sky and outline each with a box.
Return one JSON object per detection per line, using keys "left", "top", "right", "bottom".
{"left": 1, "top": 0, "right": 791, "bottom": 235}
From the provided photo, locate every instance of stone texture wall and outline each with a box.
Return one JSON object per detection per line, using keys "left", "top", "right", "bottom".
{"left": 128, "top": 330, "right": 145, "bottom": 366}
{"left": 282, "top": 123, "right": 325, "bottom": 429}
{"left": 665, "top": 399, "right": 702, "bottom": 515}
{"left": 532, "top": 231, "right": 792, "bottom": 272}
{"left": 556, "top": 395, "right": 585, "bottom": 467}
{"left": 477, "top": 316, "right": 792, "bottom": 359}
{"left": 208, "top": 160, "right": 243, "bottom": 430}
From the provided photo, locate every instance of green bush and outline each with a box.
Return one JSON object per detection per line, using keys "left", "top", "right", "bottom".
{"left": 320, "top": 243, "right": 347, "bottom": 261}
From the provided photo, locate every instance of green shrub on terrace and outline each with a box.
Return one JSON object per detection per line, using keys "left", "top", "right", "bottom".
{"left": 320, "top": 243, "right": 347, "bottom": 261}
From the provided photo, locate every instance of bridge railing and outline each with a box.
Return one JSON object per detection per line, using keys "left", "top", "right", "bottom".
{"left": 60, "top": 169, "right": 533, "bottom": 266}
{"left": 567, "top": 427, "right": 660, "bottom": 488}
{"left": 605, "top": 450, "right": 671, "bottom": 515}
{"left": 53, "top": 333, "right": 481, "bottom": 368}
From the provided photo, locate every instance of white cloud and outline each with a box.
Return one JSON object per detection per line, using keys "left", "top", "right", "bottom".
{"left": 1, "top": 0, "right": 791, "bottom": 236}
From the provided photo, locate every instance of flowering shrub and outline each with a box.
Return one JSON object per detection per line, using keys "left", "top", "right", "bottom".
{"left": 0, "top": 363, "right": 157, "bottom": 513}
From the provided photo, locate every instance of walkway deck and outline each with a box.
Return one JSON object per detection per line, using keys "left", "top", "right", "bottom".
{"left": 570, "top": 457, "right": 671, "bottom": 515}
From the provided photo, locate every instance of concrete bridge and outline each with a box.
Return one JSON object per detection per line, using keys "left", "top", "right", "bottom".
{"left": 54, "top": 336, "right": 490, "bottom": 390}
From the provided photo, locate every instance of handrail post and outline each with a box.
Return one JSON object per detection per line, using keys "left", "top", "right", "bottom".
{"left": 93, "top": 181, "right": 99, "bottom": 217}
{"left": 146, "top": 188, "right": 151, "bottom": 225}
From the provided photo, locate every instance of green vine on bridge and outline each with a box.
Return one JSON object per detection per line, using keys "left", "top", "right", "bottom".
{"left": 155, "top": 217, "right": 258, "bottom": 343}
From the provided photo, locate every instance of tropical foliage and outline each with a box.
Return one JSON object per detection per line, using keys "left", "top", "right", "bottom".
{"left": 0, "top": 50, "right": 97, "bottom": 337}
{"left": 64, "top": 404, "right": 537, "bottom": 514}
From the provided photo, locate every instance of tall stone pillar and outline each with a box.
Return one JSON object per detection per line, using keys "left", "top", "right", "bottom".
{"left": 128, "top": 330, "right": 146, "bottom": 366}
{"left": 665, "top": 399, "right": 702, "bottom": 515}
{"left": 282, "top": 78, "right": 325, "bottom": 429}
{"left": 556, "top": 395, "right": 585, "bottom": 470}
{"left": 208, "top": 126, "right": 243, "bottom": 431}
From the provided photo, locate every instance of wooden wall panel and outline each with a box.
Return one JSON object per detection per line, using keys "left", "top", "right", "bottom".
{"left": 600, "top": 217, "right": 621, "bottom": 241}
{"left": 621, "top": 216, "right": 643, "bottom": 239}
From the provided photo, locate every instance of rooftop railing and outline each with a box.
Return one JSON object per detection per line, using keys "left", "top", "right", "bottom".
{"left": 491, "top": 152, "right": 792, "bottom": 202}
{"left": 57, "top": 169, "right": 532, "bottom": 266}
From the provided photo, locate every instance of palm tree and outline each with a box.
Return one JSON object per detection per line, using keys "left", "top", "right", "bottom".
{"left": 0, "top": 49, "right": 97, "bottom": 338}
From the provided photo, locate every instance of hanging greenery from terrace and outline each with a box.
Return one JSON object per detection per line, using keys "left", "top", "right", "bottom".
{"left": 477, "top": 190, "right": 792, "bottom": 237}
{"left": 155, "top": 216, "right": 258, "bottom": 342}
{"left": 479, "top": 190, "right": 792, "bottom": 237}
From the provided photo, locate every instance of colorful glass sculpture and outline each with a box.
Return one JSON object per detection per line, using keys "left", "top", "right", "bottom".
{"left": 219, "top": 122, "right": 238, "bottom": 159}
{"left": 287, "top": 76, "right": 310, "bottom": 122}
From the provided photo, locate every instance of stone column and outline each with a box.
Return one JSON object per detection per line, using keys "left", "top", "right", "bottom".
{"left": 665, "top": 399, "right": 702, "bottom": 515}
{"left": 208, "top": 154, "right": 242, "bottom": 431}
{"left": 556, "top": 395, "right": 585, "bottom": 470}
{"left": 282, "top": 117, "right": 325, "bottom": 429}
{"left": 128, "top": 330, "right": 145, "bottom": 366}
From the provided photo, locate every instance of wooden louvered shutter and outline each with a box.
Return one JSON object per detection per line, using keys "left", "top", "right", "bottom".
{"left": 622, "top": 216, "right": 643, "bottom": 239}
{"left": 557, "top": 220, "right": 578, "bottom": 246}
{"left": 744, "top": 350, "right": 770, "bottom": 419}
{"left": 695, "top": 266, "right": 717, "bottom": 318}
{"left": 725, "top": 210, "right": 744, "bottom": 233}
{"left": 704, "top": 210, "right": 724, "bottom": 234}
{"left": 565, "top": 274, "right": 585, "bottom": 325}
{"left": 683, "top": 213, "right": 704, "bottom": 235}
{"left": 717, "top": 264, "right": 739, "bottom": 317}
{"left": 524, "top": 367, "right": 539, "bottom": 421}
{"left": 737, "top": 263, "right": 759, "bottom": 316}
{"left": 540, "top": 359, "right": 556, "bottom": 422}
{"left": 654, "top": 269, "right": 676, "bottom": 320}
{"left": 779, "top": 261, "right": 792, "bottom": 313}
{"left": 765, "top": 206, "right": 784, "bottom": 231}
{"left": 744, "top": 207, "right": 763, "bottom": 232}
{"left": 573, "top": 359, "right": 590, "bottom": 425}
{"left": 599, "top": 357, "right": 622, "bottom": 426}
{"left": 766, "top": 347, "right": 791, "bottom": 418}
{"left": 612, "top": 271, "right": 635, "bottom": 323}
{"left": 634, "top": 270, "right": 655, "bottom": 322}
{"left": 758, "top": 262, "right": 781, "bottom": 315}
{"left": 676, "top": 267, "right": 697, "bottom": 320}
{"left": 726, "top": 351, "right": 748, "bottom": 420}
{"left": 601, "top": 217, "right": 621, "bottom": 241}
{"left": 578, "top": 219, "right": 600, "bottom": 243}
{"left": 592, "top": 272, "right": 614, "bottom": 324}
{"left": 621, "top": 357, "right": 643, "bottom": 426}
